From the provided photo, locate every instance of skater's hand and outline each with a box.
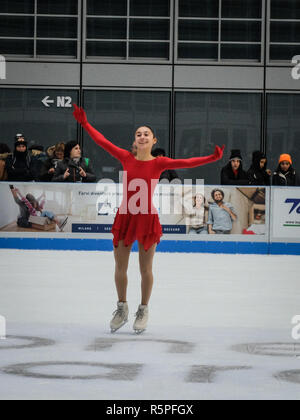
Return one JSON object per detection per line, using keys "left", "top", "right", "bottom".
{"left": 79, "top": 167, "right": 87, "bottom": 178}
{"left": 213, "top": 145, "right": 225, "bottom": 161}
{"left": 73, "top": 104, "right": 88, "bottom": 126}
{"left": 64, "top": 168, "right": 70, "bottom": 179}
{"left": 48, "top": 168, "right": 55, "bottom": 174}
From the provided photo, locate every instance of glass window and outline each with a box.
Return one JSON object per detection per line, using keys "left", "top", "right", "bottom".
{"left": 222, "top": 21, "right": 261, "bottom": 43}
{"left": 85, "top": 0, "right": 171, "bottom": 60}
{"left": 37, "top": 40, "right": 77, "bottom": 56}
{"left": 178, "top": 43, "right": 218, "bottom": 60}
{"left": 0, "top": 39, "right": 33, "bottom": 55}
{"left": 271, "top": 0, "right": 300, "bottom": 20}
{"left": 267, "top": 94, "right": 300, "bottom": 172}
{"left": 0, "top": 16, "right": 34, "bottom": 37}
{"left": 0, "top": 0, "right": 34, "bottom": 14}
{"left": 37, "top": 0, "right": 78, "bottom": 15}
{"left": 0, "top": 89, "right": 79, "bottom": 153}
{"left": 37, "top": 17, "right": 78, "bottom": 39}
{"left": 175, "top": 92, "right": 262, "bottom": 184}
{"left": 179, "top": 0, "right": 219, "bottom": 18}
{"left": 130, "top": 19, "right": 170, "bottom": 40}
{"left": 129, "top": 42, "right": 169, "bottom": 59}
{"left": 87, "top": 0, "right": 127, "bottom": 16}
{"left": 87, "top": 18, "right": 127, "bottom": 39}
{"left": 86, "top": 41, "right": 126, "bottom": 58}
{"left": 222, "top": 0, "right": 262, "bottom": 19}
{"left": 83, "top": 91, "right": 170, "bottom": 182}
{"left": 221, "top": 44, "right": 261, "bottom": 60}
{"left": 270, "top": 44, "right": 300, "bottom": 61}
{"left": 179, "top": 20, "right": 219, "bottom": 42}
{"left": 271, "top": 22, "right": 300, "bottom": 44}
{"left": 130, "top": 0, "right": 170, "bottom": 17}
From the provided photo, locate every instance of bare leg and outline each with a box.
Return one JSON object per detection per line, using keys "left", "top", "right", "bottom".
{"left": 138, "top": 242, "right": 157, "bottom": 306}
{"left": 113, "top": 240, "right": 133, "bottom": 302}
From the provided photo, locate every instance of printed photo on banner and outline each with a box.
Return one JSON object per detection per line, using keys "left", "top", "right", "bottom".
{"left": 0, "top": 182, "right": 267, "bottom": 239}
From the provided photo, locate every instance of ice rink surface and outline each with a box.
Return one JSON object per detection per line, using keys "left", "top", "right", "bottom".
{"left": 0, "top": 248, "right": 300, "bottom": 400}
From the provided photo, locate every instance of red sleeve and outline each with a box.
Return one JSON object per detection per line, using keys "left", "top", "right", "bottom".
{"left": 83, "top": 122, "right": 130, "bottom": 163}
{"left": 156, "top": 154, "right": 219, "bottom": 171}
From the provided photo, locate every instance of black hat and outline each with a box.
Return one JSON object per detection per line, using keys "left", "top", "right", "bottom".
{"left": 64, "top": 141, "right": 80, "bottom": 159}
{"left": 230, "top": 149, "right": 243, "bottom": 161}
{"left": 15, "top": 133, "right": 25, "bottom": 141}
{"left": 14, "top": 139, "right": 28, "bottom": 150}
{"left": 152, "top": 148, "right": 166, "bottom": 157}
{"left": 28, "top": 144, "right": 44, "bottom": 152}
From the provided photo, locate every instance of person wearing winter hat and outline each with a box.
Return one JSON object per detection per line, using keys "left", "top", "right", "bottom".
{"left": 220, "top": 149, "right": 249, "bottom": 185}
{"left": 39, "top": 142, "right": 65, "bottom": 182}
{"left": 52, "top": 141, "right": 96, "bottom": 183}
{"left": 272, "top": 154, "right": 300, "bottom": 186}
{"left": 0, "top": 143, "right": 12, "bottom": 181}
{"left": 247, "top": 151, "right": 271, "bottom": 186}
{"left": 5, "top": 138, "right": 35, "bottom": 182}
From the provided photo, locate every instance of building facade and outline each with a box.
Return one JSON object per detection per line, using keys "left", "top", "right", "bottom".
{"left": 0, "top": 0, "right": 300, "bottom": 183}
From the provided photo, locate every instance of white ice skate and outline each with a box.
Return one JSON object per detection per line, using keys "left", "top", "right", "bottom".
{"left": 133, "top": 304, "right": 148, "bottom": 334}
{"left": 110, "top": 302, "right": 129, "bottom": 333}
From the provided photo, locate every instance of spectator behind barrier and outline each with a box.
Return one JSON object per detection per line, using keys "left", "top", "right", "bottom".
{"left": 273, "top": 154, "right": 300, "bottom": 187}
{"left": 52, "top": 141, "right": 96, "bottom": 183}
{"left": 221, "top": 149, "right": 249, "bottom": 186}
{"left": 5, "top": 136, "right": 35, "bottom": 182}
{"left": 207, "top": 188, "right": 237, "bottom": 235}
{"left": 39, "top": 142, "right": 65, "bottom": 182}
{"left": 247, "top": 151, "right": 271, "bottom": 186}
{"left": 152, "top": 148, "right": 181, "bottom": 183}
{"left": 0, "top": 143, "right": 11, "bottom": 181}
{"left": 28, "top": 144, "right": 48, "bottom": 181}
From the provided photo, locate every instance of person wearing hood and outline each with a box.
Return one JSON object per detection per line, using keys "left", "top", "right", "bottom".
{"left": 221, "top": 149, "right": 249, "bottom": 186}
{"left": 52, "top": 141, "right": 96, "bottom": 183}
{"left": 272, "top": 154, "right": 300, "bottom": 186}
{"left": 0, "top": 143, "right": 12, "bottom": 181}
{"left": 39, "top": 142, "right": 65, "bottom": 182}
{"left": 247, "top": 151, "right": 271, "bottom": 186}
{"left": 5, "top": 136, "right": 35, "bottom": 182}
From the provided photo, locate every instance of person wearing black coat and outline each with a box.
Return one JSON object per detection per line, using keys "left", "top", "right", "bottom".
{"left": 5, "top": 138, "right": 35, "bottom": 182}
{"left": 247, "top": 151, "right": 271, "bottom": 186}
{"left": 221, "top": 149, "right": 249, "bottom": 186}
{"left": 272, "top": 154, "right": 300, "bottom": 187}
{"left": 152, "top": 148, "right": 181, "bottom": 183}
{"left": 52, "top": 141, "right": 96, "bottom": 183}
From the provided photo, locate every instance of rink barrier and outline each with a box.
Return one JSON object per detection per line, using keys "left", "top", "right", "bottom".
{"left": 1, "top": 237, "right": 300, "bottom": 255}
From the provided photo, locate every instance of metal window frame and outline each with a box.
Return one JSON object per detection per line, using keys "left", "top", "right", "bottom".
{"left": 83, "top": 0, "right": 173, "bottom": 63}
{"left": 175, "top": 0, "right": 265, "bottom": 66}
{"left": 267, "top": 0, "right": 300, "bottom": 66}
{"left": 0, "top": 0, "right": 82, "bottom": 62}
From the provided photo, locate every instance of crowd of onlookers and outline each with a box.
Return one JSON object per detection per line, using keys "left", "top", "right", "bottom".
{"left": 0, "top": 134, "right": 299, "bottom": 186}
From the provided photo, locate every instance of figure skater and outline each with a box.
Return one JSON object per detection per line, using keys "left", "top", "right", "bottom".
{"left": 73, "top": 104, "right": 225, "bottom": 334}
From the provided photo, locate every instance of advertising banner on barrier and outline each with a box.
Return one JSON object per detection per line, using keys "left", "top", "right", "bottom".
{"left": 0, "top": 182, "right": 269, "bottom": 242}
{"left": 271, "top": 187, "right": 300, "bottom": 241}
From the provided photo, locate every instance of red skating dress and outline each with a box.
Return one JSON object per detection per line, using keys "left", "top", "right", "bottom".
{"left": 83, "top": 122, "right": 222, "bottom": 251}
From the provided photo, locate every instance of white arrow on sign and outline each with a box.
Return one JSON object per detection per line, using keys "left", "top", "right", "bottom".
{"left": 42, "top": 96, "right": 55, "bottom": 107}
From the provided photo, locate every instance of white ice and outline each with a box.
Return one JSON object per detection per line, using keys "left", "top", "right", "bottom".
{"left": 0, "top": 248, "right": 300, "bottom": 400}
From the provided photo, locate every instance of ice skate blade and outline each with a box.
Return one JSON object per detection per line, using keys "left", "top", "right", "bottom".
{"left": 110, "top": 320, "right": 128, "bottom": 334}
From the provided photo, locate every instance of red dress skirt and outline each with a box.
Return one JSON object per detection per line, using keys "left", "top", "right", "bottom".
{"left": 111, "top": 210, "right": 163, "bottom": 251}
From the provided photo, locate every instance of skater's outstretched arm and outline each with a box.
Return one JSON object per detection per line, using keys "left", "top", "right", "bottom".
{"left": 156, "top": 146, "right": 225, "bottom": 171}
{"left": 73, "top": 104, "right": 130, "bottom": 163}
